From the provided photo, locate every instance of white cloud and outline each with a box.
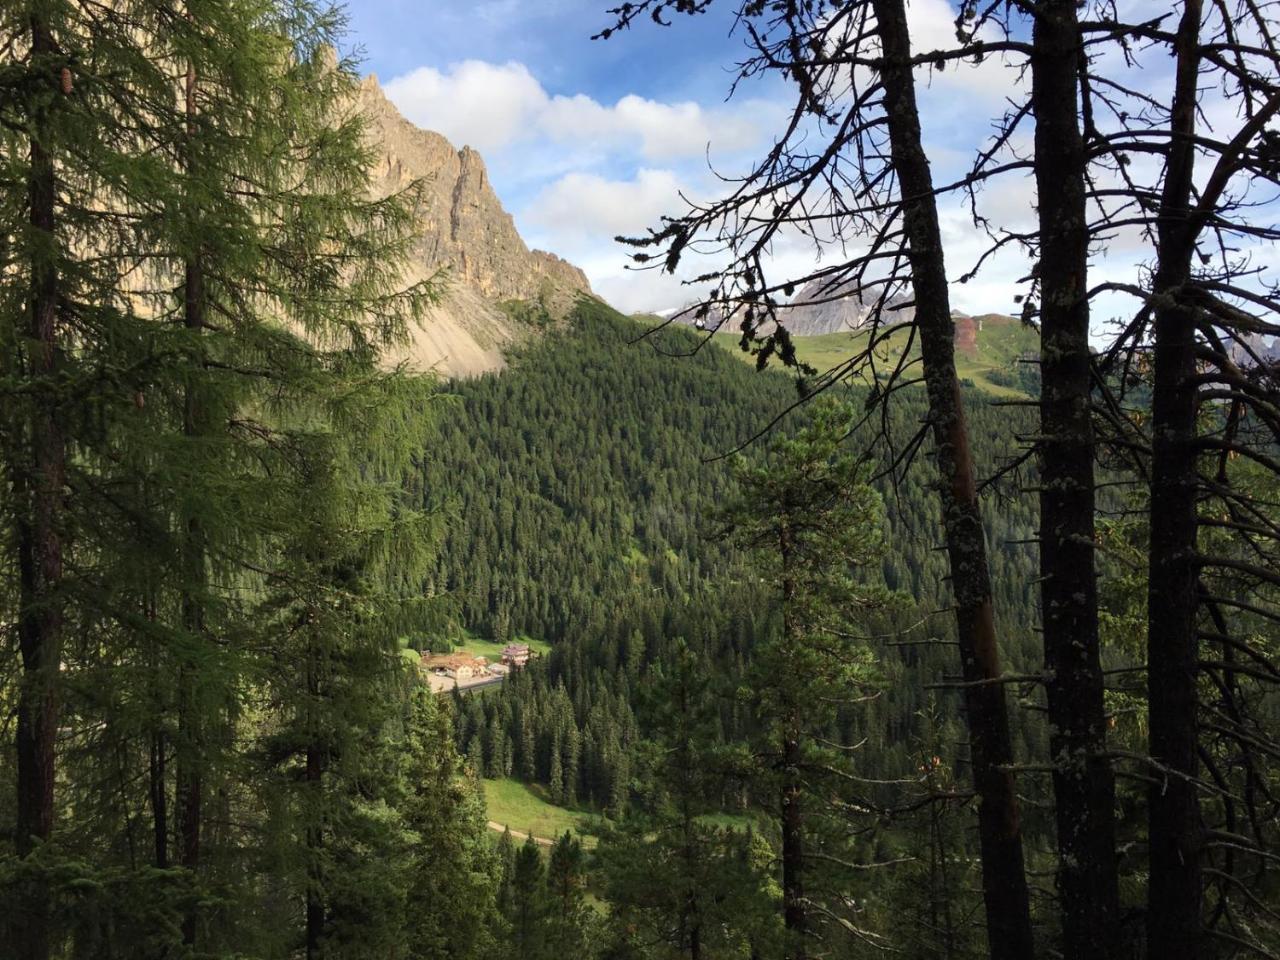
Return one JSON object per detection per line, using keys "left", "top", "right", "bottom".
{"left": 522, "top": 169, "right": 706, "bottom": 312}
{"left": 384, "top": 61, "right": 548, "bottom": 154}
{"left": 593, "top": 265, "right": 697, "bottom": 316}
{"left": 384, "top": 59, "right": 769, "bottom": 160}
{"left": 553, "top": 94, "right": 764, "bottom": 160}
{"left": 525, "top": 169, "right": 690, "bottom": 243}
{"left": 523, "top": 169, "right": 838, "bottom": 314}
{"left": 908, "top": 0, "right": 1026, "bottom": 101}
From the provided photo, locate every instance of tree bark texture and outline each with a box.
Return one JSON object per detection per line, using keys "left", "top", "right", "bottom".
{"left": 869, "top": 3, "right": 1035, "bottom": 957}
{"left": 1147, "top": 2, "right": 1205, "bottom": 955}
{"left": 1028, "top": 3, "right": 1122, "bottom": 956}
{"left": 15, "top": 12, "right": 67, "bottom": 960}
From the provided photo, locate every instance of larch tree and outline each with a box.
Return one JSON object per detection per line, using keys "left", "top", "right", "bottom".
{"left": 717, "top": 401, "right": 896, "bottom": 959}
{"left": 0, "top": 2, "right": 191, "bottom": 953}
{"left": 1, "top": 0, "right": 438, "bottom": 955}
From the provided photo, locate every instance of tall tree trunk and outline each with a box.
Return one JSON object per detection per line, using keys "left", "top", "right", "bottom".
{"left": 177, "top": 56, "right": 205, "bottom": 948}
{"left": 306, "top": 742, "right": 323, "bottom": 960}
{"left": 869, "top": 3, "right": 1035, "bottom": 957}
{"left": 147, "top": 592, "right": 169, "bottom": 870}
{"left": 778, "top": 524, "right": 806, "bottom": 960}
{"left": 15, "top": 12, "right": 66, "bottom": 960}
{"left": 1027, "top": 3, "right": 1121, "bottom": 956}
{"left": 1146, "top": 2, "right": 1204, "bottom": 955}
{"left": 306, "top": 635, "right": 324, "bottom": 960}
{"left": 927, "top": 766, "right": 957, "bottom": 960}
{"left": 150, "top": 729, "right": 168, "bottom": 869}
{"left": 780, "top": 729, "right": 806, "bottom": 960}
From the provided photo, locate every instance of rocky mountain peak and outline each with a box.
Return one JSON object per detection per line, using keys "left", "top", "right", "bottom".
{"left": 355, "top": 75, "right": 592, "bottom": 376}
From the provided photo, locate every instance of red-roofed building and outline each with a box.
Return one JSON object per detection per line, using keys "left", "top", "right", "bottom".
{"left": 501, "top": 643, "right": 531, "bottom": 668}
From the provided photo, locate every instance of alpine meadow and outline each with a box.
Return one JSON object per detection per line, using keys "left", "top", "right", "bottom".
{"left": 2, "top": 1, "right": 1279, "bottom": 960}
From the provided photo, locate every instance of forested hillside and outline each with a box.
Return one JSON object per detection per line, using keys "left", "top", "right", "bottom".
{"left": 6, "top": 0, "right": 1279, "bottom": 957}
{"left": 425, "top": 301, "right": 1046, "bottom": 814}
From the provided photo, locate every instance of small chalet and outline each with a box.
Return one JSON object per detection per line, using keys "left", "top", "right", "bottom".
{"left": 501, "top": 643, "right": 531, "bottom": 668}
{"left": 420, "top": 652, "right": 489, "bottom": 680}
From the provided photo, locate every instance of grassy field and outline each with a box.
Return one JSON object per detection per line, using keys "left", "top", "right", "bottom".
{"left": 710, "top": 316, "right": 1037, "bottom": 398}
{"left": 451, "top": 631, "right": 551, "bottom": 661}
{"left": 482, "top": 778, "right": 599, "bottom": 844}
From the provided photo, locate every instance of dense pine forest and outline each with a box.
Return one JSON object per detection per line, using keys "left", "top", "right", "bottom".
{"left": 4, "top": 0, "right": 1280, "bottom": 959}
{"left": 435, "top": 302, "right": 1046, "bottom": 810}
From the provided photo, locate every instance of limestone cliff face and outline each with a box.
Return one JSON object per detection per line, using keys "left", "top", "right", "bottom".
{"left": 356, "top": 76, "right": 591, "bottom": 376}
{"left": 776, "top": 277, "right": 912, "bottom": 335}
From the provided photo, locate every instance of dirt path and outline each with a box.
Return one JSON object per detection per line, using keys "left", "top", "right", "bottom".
{"left": 486, "top": 821, "right": 553, "bottom": 846}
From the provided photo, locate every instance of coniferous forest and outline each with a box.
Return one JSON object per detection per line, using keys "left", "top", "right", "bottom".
{"left": 3, "top": 1, "right": 1280, "bottom": 960}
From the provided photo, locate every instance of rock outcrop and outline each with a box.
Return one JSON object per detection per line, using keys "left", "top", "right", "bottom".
{"left": 671, "top": 277, "right": 915, "bottom": 337}
{"left": 356, "top": 76, "right": 592, "bottom": 376}
{"left": 775, "top": 276, "right": 913, "bottom": 335}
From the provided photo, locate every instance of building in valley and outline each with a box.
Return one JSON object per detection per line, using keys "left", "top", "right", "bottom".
{"left": 421, "top": 652, "right": 490, "bottom": 681}
{"left": 501, "top": 643, "right": 531, "bottom": 668}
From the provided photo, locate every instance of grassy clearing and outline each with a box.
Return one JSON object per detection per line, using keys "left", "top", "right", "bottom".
{"left": 452, "top": 630, "right": 551, "bottom": 661}
{"left": 711, "top": 317, "right": 1037, "bottom": 398}
{"left": 482, "top": 778, "right": 600, "bottom": 845}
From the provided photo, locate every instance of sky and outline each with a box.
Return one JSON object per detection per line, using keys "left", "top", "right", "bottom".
{"left": 343, "top": 0, "right": 795, "bottom": 312}
{"left": 338, "top": 0, "right": 1255, "bottom": 329}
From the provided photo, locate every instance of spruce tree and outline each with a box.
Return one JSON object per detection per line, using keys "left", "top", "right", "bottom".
{"left": 509, "top": 835, "right": 548, "bottom": 960}
{"left": 717, "top": 401, "right": 898, "bottom": 960}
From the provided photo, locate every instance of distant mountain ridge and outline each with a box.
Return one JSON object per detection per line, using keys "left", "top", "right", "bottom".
{"left": 356, "top": 76, "right": 593, "bottom": 376}
{"left": 661, "top": 275, "right": 1018, "bottom": 359}
{"left": 775, "top": 276, "right": 913, "bottom": 336}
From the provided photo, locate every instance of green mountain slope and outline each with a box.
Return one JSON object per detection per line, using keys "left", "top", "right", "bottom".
{"left": 416, "top": 299, "right": 1045, "bottom": 813}
{"left": 708, "top": 314, "right": 1041, "bottom": 397}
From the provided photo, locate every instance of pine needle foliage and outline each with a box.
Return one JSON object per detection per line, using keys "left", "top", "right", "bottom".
{"left": 0, "top": 2, "right": 492, "bottom": 957}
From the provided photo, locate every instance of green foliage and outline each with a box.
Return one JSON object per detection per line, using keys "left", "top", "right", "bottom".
{"left": 482, "top": 778, "right": 599, "bottom": 842}
{"left": 710, "top": 318, "right": 1040, "bottom": 398}
{"left": 595, "top": 639, "right": 780, "bottom": 960}
{"left": 442, "top": 303, "right": 1044, "bottom": 822}
{"left": 717, "top": 399, "right": 898, "bottom": 719}
{"left": 431, "top": 303, "right": 1052, "bottom": 955}
{"left": 715, "top": 401, "right": 900, "bottom": 952}
{"left": 0, "top": 2, "right": 495, "bottom": 958}
{"left": 499, "top": 297, "right": 556, "bottom": 330}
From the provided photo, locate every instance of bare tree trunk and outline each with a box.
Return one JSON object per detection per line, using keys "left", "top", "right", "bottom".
{"left": 177, "top": 56, "right": 205, "bottom": 949}
{"left": 1147, "top": 2, "right": 1205, "bottom": 955}
{"left": 869, "top": 3, "right": 1035, "bottom": 958}
{"left": 15, "top": 13, "right": 66, "bottom": 960}
{"left": 1027, "top": 3, "right": 1121, "bottom": 956}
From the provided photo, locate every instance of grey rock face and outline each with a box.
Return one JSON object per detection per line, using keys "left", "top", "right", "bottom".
{"left": 356, "top": 76, "right": 592, "bottom": 376}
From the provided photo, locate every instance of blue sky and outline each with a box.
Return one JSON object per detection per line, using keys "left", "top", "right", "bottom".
{"left": 342, "top": 0, "right": 798, "bottom": 311}
{"left": 345, "top": 0, "right": 750, "bottom": 106}
{"left": 336, "top": 0, "right": 1271, "bottom": 330}
{"left": 344, "top": 0, "right": 1021, "bottom": 313}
